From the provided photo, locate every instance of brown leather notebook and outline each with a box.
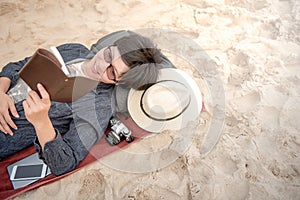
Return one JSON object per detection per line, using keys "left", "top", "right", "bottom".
{"left": 19, "top": 49, "right": 99, "bottom": 103}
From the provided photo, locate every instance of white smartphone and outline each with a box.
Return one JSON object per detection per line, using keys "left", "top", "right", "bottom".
{"left": 10, "top": 163, "right": 48, "bottom": 181}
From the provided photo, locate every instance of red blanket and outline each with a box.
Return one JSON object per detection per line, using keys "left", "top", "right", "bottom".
{"left": 0, "top": 116, "right": 149, "bottom": 200}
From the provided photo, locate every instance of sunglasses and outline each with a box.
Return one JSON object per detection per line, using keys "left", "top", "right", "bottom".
{"left": 103, "top": 46, "right": 117, "bottom": 82}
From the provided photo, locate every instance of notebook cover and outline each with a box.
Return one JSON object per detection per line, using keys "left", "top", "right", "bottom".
{"left": 19, "top": 49, "right": 98, "bottom": 103}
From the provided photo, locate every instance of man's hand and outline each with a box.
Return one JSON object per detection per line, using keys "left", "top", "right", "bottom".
{"left": 23, "top": 83, "right": 55, "bottom": 150}
{"left": 0, "top": 91, "right": 19, "bottom": 135}
{"left": 23, "top": 83, "right": 51, "bottom": 127}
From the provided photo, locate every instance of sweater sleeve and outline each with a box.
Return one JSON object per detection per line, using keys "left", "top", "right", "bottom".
{"left": 0, "top": 57, "right": 31, "bottom": 89}
{"left": 35, "top": 84, "right": 114, "bottom": 176}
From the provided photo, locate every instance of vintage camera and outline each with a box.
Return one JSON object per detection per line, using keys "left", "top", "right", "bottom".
{"left": 105, "top": 117, "right": 134, "bottom": 145}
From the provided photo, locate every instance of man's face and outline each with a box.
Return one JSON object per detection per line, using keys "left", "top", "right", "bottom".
{"left": 83, "top": 46, "right": 130, "bottom": 84}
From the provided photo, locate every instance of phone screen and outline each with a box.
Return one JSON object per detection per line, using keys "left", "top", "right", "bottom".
{"left": 14, "top": 164, "right": 45, "bottom": 179}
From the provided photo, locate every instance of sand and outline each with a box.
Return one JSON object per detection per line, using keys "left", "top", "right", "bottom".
{"left": 1, "top": 0, "right": 300, "bottom": 199}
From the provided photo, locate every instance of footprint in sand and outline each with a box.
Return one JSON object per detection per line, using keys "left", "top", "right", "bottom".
{"left": 77, "top": 169, "right": 105, "bottom": 199}
{"left": 0, "top": 2, "right": 16, "bottom": 16}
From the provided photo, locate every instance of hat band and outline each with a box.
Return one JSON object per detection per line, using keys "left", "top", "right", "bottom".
{"left": 140, "top": 80, "right": 191, "bottom": 121}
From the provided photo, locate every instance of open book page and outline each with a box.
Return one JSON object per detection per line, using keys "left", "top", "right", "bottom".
{"left": 49, "top": 46, "right": 70, "bottom": 75}
{"left": 49, "top": 46, "right": 89, "bottom": 78}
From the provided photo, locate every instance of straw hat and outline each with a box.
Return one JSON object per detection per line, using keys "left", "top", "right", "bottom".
{"left": 127, "top": 68, "right": 202, "bottom": 132}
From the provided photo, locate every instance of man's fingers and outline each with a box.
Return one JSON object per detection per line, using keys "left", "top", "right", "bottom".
{"left": 0, "top": 115, "right": 7, "bottom": 134}
{"left": 22, "top": 99, "right": 29, "bottom": 112}
{"left": 27, "top": 90, "right": 40, "bottom": 104}
{"left": 0, "top": 124, "right": 8, "bottom": 135}
{"left": 26, "top": 90, "right": 38, "bottom": 107}
{"left": 8, "top": 100, "right": 19, "bottom": 118}
{"left": 3, "top": 111, "right": 18, "bottom": 130}
{"left": 37, "top": 83, "right": 50, "bottom": 101}
{"left": 0, "top": 114, "right": 13, "bottom": 135}
{"left": 0, "top": 124, "right": 5, "bottom": 133}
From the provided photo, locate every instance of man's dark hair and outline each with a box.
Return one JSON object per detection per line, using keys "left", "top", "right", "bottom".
{"left": 114, "top": 33, "right": 163, "bottom": 90}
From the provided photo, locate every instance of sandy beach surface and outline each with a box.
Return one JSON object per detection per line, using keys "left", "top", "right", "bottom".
{"left": 1, "top": 0, "right": 300, "bottom": 199}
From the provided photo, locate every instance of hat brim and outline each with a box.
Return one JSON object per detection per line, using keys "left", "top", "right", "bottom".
{"left": 128, "top": 68, "right": 202, "bottom": 132}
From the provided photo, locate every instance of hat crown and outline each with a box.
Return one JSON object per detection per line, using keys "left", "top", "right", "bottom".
{"left": 128, "top": 68, "right": 202, "bottom": 132}
{"left": 141, "top": 81, "right": 191, "bottom": 121}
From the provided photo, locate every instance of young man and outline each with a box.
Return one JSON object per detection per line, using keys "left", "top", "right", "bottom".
{"left": 0, "top": 30, "right": 174, "bottom": 175}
